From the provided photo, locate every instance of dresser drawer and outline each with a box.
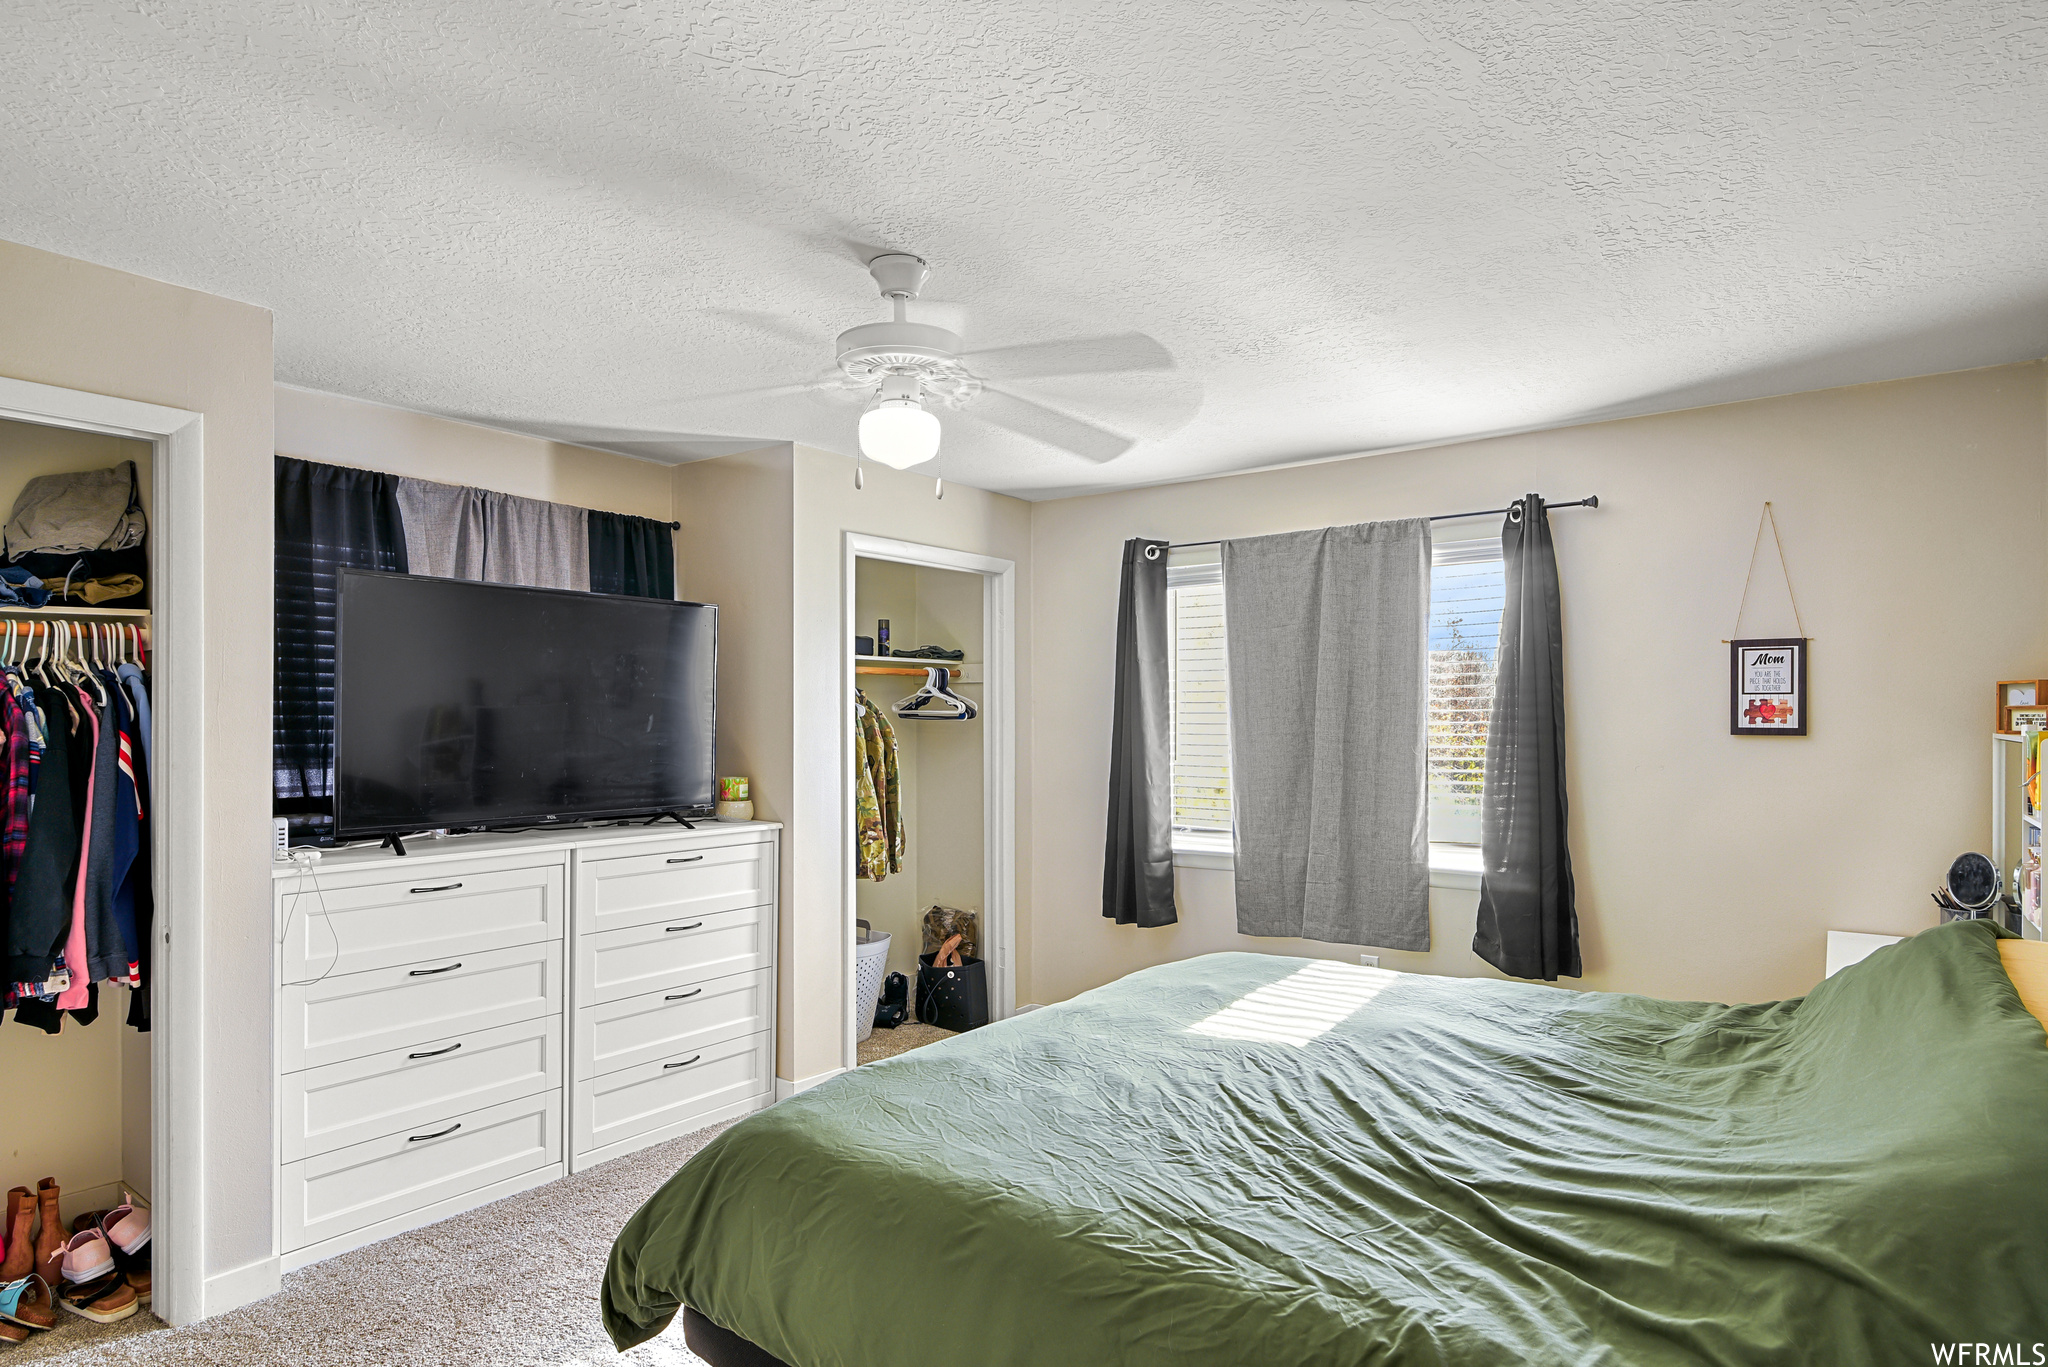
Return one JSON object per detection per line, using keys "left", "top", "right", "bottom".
{"left": 278, "top": 859, "right": 565, "bottom": 981}
{"left": 573, "top": 1031, "right": 771, "bottom": 1159}
{"left": 281, "top": 1091, "right": 562, "bottom": 1253}
{"left": 282, "top": 940, "right": 563, "bottom": 1073}
{"left": 576, "top": 968, "right": 772, "bottom": 1080}
{"left": 282, "top": 1014, "right": 562, "bottom": 1162}
{"left": 575, "top": 839, "right": 775, "bottom": 937}
{"left": 577, "top": 904, "right": 771, "bottom": 1007}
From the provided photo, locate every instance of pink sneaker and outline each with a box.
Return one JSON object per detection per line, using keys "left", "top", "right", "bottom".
{"left": 101, "top": 1200, "right": 149, "bottom": 1257}
{"left": 58, "top": 1229, "right": 114, "bottom": 1288}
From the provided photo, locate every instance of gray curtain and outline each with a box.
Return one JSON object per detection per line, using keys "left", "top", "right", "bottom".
{"left": 394, "top": 478, "right": 486, "bottom": 579}
{"left": 394, "top": 478, "right": 590, "bottom": 590}
{"left": 1223, "top": 520, "right": 1431, "bottom": 948}
{"left": 1472, "top": 495, "right": 1580, "bottom": 979}
{"left": 1102, "top": 538, "right": 1176, "bottom": 927}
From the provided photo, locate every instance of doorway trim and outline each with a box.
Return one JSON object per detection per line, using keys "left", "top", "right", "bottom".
{"left": 841, "top": 532, "right": 1016, "bottom": 1072}
{"left": 0, "top": 375, "right": 206, "bottom": 1326}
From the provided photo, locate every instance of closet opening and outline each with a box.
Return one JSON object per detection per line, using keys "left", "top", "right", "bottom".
{"left": 0, "top": 415, "right": 160, "bottom": 1346}
{"left": 842, "top": 535, "right": 1015, "bottom": 1073}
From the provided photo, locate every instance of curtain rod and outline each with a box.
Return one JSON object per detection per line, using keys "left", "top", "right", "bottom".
{"left": 1143, "top": 495, "right": 1598, "bottom": 559}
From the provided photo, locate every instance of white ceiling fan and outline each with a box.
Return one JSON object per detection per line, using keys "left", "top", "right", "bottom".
{"left": 710, "top": 254, "right": 1180, "bottom": 492}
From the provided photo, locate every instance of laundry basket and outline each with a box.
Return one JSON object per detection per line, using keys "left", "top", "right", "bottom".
{"left": 854, "top": 921, "right": 892, "bottom": 1044}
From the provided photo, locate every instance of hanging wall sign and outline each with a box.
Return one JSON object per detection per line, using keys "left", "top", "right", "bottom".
{"left": 1727, "top": 502, "right": 1809, "bottom": 737}
{"left": 1731, "top": 638, "right": 1807, "bottom": 735}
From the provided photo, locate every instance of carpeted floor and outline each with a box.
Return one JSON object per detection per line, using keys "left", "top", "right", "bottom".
{"left": 17, "top": 1120, "right": 737, "bottom": 1366}
{"left": 855, "top": 1020, "right": 953, "bottom": 1064}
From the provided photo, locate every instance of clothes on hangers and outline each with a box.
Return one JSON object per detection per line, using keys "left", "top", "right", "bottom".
{"left": 853, "top": 691, "right": 904, "bottom": 881}
{"left": 0, "top": 630, "right": 152, "bottom": 1031}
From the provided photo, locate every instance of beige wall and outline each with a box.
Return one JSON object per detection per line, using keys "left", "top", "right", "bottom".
{"left": 672, "top": 446, "right": 798, "bottom": 1070}
{"left": 275, "top": 384, "right": 674, "bottom": 520}
{"left": 676, "top": 445, "right": 1031, "bottom": 1082}
{"left": 1028, "top": 362, "right": 2048, "bottom": 1008}
{"left": 0, "top": 238, "right": 275, "bottom": 1295}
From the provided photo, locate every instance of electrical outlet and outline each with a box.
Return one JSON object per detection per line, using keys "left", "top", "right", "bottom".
{"left": 1359, "top": 954, "right": 1379, "bottom": 968}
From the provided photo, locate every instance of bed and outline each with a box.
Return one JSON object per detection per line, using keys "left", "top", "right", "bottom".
{"left": 604, "top": 921, "right": 2048, "bottom": 1366}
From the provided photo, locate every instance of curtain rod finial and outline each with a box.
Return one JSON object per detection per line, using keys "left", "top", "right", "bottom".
{"left": 1583, "top": 495, "right": 1599, "bottom": 509}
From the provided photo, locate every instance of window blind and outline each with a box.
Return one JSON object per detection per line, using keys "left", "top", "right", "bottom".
{"left": 1428, "top": 540, "right": 1505, "bottom": 844}
{"left": 1169, "top": 565, "right": 1232, "bottom": 834}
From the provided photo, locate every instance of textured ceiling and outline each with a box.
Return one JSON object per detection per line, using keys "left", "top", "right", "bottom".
{"left": 4, "top": 2, "right": 2045, "bottom": 498}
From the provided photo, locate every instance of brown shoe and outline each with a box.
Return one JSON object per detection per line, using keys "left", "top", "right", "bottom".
{"left": 0, "top": 1189, "right": 31, "bottom": 1281}
{"left": 0, "top": 1319, "right": 27, "bottom": 1344}
{"left": 124, "top": 1268, "right": 151, "bottom": 1302}
{"left": 32, "top": 1180, "right": 61, "bottom": 1291}
{"left": 59, "top": 1271, "right": 137, "bottom": 1324}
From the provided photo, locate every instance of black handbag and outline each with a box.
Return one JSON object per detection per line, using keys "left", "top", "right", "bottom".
{"left": 873, "top": 971, "right": 908, "bottom": 1030}
{"left": 916, "top": 952, "right": 990, "bottom": 1033}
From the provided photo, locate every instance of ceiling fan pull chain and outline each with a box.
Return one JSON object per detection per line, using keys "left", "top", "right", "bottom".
{"left": 854, "top": 446, "right": 864, "bottom": 490}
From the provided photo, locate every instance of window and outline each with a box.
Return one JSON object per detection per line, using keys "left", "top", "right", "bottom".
{"left": 1168, "top": 558, "right": 1231, "bottom": 840}
{"left": 1427, "top": 539, "right": 1504, "bottom": 844}
{"left": 1166, "top": 538, "right": 1504, "bottom": 857}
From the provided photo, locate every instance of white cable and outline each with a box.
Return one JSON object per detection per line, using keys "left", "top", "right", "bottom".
{"left": 277, "top": 853, "right": 341, "bottom": 988}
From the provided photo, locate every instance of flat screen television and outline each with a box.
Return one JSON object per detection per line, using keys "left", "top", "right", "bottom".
{"left": 334, "top": 570, "right": 717, "bottom": 836}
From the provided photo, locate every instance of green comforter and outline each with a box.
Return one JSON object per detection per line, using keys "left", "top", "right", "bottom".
{"left": 604, "top": 921, "right": 2048, "bottom": 1365}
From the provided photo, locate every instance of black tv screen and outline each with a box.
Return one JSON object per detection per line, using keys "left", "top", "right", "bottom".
{"left": 334, "top": 570, "right": 717, "bottom": 836}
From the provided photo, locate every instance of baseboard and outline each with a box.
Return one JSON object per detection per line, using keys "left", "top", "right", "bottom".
{"left": 204, "top": 1255, "right": 281, "bottom": 1317}
{"left": 55, "top": 1181, "right": 133, "bottom": 1230}
{"left": 774, "top": 1068, "right": 847, "bottom": 1100}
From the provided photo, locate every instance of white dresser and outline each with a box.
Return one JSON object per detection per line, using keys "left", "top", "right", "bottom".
{"left": 271, "top": 822, "right": 779, "bottom": 1272}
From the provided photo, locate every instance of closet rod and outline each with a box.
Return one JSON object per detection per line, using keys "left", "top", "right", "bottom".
{"left": 0, "top": 621, "right": 150, "bottom": 642}
{"left": 1144, "top": 495, "right": 1598, "bottom": 559}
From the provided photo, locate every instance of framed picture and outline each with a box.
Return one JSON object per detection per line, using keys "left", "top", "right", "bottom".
{"left": 1997, "top": 680, "right": 2048, "bottom": 733}
{"left": 1731, "top": 637, "right": 1806, "bottom": 736}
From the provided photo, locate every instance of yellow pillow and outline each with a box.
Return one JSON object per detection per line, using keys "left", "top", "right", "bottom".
{"left": 1999, "top": 940, "right": 2048, "bottom": 1032}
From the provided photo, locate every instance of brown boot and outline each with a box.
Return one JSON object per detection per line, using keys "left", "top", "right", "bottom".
{"left": 0, "top": 1189, "right": 31, "bottom": 1281}
{"left": 33, "top": 1180, "right": 61, "bottom": 1290}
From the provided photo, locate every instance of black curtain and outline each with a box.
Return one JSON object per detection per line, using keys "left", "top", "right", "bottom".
{"left": 275, "top": 457, "right": 408, "bottom": 837}
{"left": 1472, "top": 495, "right": 1579, "bottom": 979}
{"left": 589, "top": 510, "right": 676, "bottom": 598}
{"left": 1102, "top": 538, "right": 1176, "bottom": 927}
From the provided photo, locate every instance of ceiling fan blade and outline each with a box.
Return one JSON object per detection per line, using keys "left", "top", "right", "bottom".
{"left": 959, "top": 333, "right": 1174, "bottom": 381}
{"left": 649, "top": 380, "right": 819, "bottom": 409}
{"left": 969, "top": 387, "right": 1135, "bottom": 463}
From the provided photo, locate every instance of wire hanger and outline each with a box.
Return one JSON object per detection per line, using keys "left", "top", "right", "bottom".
{"left": 892, "top": 665, "right": 976, "bottom": 720}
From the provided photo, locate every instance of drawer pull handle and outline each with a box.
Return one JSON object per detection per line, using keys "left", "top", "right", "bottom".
{"left": 408, "top": 961, "right": 463, "bottom": 976}
{"left": 663, "top": 1055, "right": 704, "bottom": 1070}
{"left": 665, "top": 922, "right": 704, "bottom": 933}
{"left": 666, "top": 855, "right": 705, "bottom": 865}
{"left": 407, "top": 1042, "right": 463, "bottom": 1059}
{"left": 665, "top": 988, "right": 704, "bottom": 1001}
{"left": 409, "top": 882, "right": 464, "bottom": 894}
{"left": 407, "top": 1122, "right": 463, "bottom": 1142}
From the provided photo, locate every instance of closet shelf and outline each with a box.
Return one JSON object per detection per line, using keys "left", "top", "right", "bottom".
{"left": 854, "top": 655, "right": 980, "bottom": 684}
{"left": 0, "top": 604, "right": 151, "bottom": 619}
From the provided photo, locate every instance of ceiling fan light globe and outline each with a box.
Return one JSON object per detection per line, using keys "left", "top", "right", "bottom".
{"left": 858, "top": 401, "right": 941, "bottom": 469}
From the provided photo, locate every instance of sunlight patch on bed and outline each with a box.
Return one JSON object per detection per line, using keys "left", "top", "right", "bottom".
{"left": 1187, "top": 961, "right": 1399, "bottom": 1046}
